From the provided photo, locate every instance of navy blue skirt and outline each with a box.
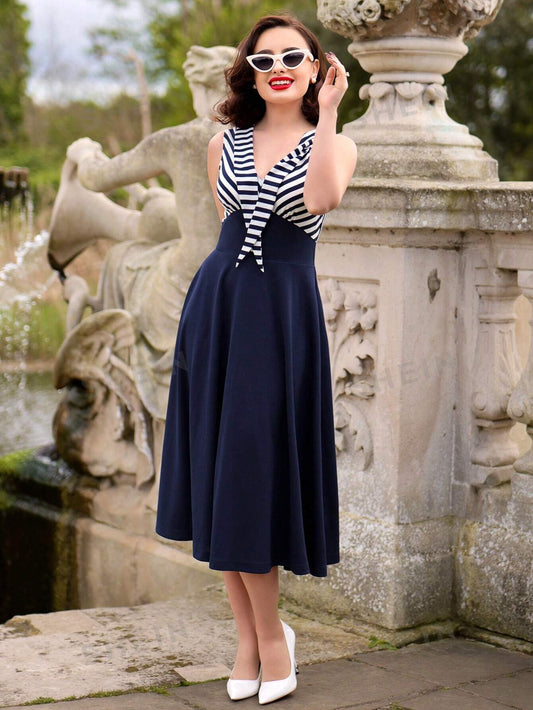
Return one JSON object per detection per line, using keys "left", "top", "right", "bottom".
{"left": 155, "top": 210, "right": 339, "bottom": 577}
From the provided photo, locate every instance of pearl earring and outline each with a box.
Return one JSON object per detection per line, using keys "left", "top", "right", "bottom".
{"left": 253, "top": 83, "right": 256, "bottom": 89}
{"left": 311, "top": 76, "right": 317, "bottom": 84}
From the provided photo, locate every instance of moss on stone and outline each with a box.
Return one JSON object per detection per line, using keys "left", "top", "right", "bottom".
{"left": 0, "top": 488, "right": 13, "bottom": 510}
{"left": 0, "top": 449, "right": 33, "bottom": 479}
{"left": 0, "top": 449, "right": 81, "bottom": 621}
{"left": 4, "top": 617, "right": 40, "bottom": 637}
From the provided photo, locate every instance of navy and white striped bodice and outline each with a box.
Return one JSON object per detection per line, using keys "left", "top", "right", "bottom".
{"left": 216, "top": 126, "right": 325, "bottom": 272}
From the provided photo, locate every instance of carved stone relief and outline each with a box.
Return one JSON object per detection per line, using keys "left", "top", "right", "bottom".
{"left": 318, "top": 0, "right": 503, "bottom": 40}
{"left": 357, "top": 81, "right": 450, "bottom": 128}
{"left": 52, "top": 309, "right": 154, "bottom": 487}
{"left": 471, "top": 267, "right": 522, "bottom": 485}
{"left": 319, "top": 278, "right": 378, "bottom": 469}
{"left": 419, "top": 1, "right": 503, "bottom": 40}
{"left": 317, "top": 0, "right": 412, "bottom": 38}
{"left": 507, "top": 270, "right": 533, "bottom": 476}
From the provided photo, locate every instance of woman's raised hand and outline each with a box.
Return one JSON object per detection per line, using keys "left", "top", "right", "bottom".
{"left": 317, "top": 51, "right": 350, "bottom": 113}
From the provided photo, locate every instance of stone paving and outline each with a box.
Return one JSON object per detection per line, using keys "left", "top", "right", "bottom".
{"left": 1, "top": 584, "right": 532, "bottom": 709}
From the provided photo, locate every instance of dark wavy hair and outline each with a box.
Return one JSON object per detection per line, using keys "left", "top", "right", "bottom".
{"left": 216, "top": 14, "right": 327, "bottom": 128}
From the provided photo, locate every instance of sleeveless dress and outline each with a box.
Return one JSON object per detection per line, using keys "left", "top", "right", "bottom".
{"left": 155, "top": 125, "right": 339, "bottom": 577}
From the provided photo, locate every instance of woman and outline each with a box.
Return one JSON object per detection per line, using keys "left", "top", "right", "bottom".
{"left": 156, "top": 13, "right": 357, "bottom": 705}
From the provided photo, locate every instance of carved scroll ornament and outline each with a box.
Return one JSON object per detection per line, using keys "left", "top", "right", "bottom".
{"left": 320, "top": 278, "right": 378, "bottom": 469}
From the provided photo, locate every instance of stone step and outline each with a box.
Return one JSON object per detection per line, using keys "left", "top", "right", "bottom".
{"left": 0, "top": 584, "right": 368, "bottom": 707}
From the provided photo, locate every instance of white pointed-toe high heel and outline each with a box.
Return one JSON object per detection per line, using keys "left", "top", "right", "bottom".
{"left": 226, "top": 664, "right": 262, "bottom": 701}
{"left": 258, "top": 621, "right": 297, "bottom": 705}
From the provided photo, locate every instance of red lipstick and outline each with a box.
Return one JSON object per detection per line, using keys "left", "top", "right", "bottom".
{"left": 268, "top": 76, "right": 294, "bottom": 91}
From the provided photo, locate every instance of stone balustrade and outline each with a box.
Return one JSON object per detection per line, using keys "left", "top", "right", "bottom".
{"left": 278, "top": 0, "right": 533, "bottom": 644}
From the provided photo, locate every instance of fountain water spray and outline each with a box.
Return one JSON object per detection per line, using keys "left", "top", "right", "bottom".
{"left": 0, "top": 169, "right": 61, "bottom": 455}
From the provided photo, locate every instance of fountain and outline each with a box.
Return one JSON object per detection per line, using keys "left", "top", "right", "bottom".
{"left": 0, "top": 161, "right": 61, "bottom": 460}
{"left": 1, "top": 2, "right": 531, "bottom": 645}
{"left": 0, "top": 45, "right": 236, "bottom": 622}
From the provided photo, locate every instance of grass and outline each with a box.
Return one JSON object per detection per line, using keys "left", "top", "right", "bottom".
{"left": 23, "top": 699, "right": 55, "bottom": 705}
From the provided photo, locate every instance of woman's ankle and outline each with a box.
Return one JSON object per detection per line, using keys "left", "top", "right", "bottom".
{"left": 256, "top": 628, "right": 291, "bottom": 682}
{"left": 232, "top": 635, "right": 260, "bottom": 679}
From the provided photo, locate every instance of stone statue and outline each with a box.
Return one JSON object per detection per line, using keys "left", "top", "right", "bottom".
{"left": 48, "top": 45, "right": 236, "bottom": 510}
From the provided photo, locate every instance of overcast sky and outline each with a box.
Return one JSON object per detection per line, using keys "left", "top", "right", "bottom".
{"left": 24, "top": 0, "right": 147, "bottom": 102}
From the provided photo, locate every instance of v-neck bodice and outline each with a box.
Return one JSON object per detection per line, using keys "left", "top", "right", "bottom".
{"left": 252, "top": 127, "right": 317, "bottom": 182}
{"left": 216, "top": 126, "right": 325, "bottom": 273}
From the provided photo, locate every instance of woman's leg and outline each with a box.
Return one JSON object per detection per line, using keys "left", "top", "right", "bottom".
{"left": 240, "top": 567, "right": 291, "bottom": 682}
{"left": 222, "top": 571, "right": 260, "bottom": 679}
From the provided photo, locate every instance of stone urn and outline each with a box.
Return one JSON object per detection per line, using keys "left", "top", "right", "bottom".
{"left": 317, "top": 0, "right": 504, "bottom": 180}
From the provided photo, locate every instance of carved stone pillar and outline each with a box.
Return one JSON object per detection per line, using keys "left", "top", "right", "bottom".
{"left": 317, "top": 0, "right": 504, "bottom": 181}
{"left": 470, "top": 267, "right": 521, "bottom": 486}
{"left": 508, "top": 270, "right": 533, "bottom": 475}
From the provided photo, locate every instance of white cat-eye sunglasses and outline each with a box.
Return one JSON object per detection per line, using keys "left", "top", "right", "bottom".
{"left": 246, "top": 49, "right": 314, "bottom": 73}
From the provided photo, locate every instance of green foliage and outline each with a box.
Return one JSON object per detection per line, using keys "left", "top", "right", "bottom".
{"left": 446, "top": 0, "right": 533, "bottom": 180}
{"left": 1, "top": 93, "right": 151, "bottom": 208}
{"left": 0, "top": 143, "right": 64, "bottom": 199}
{"left": 368, "top": 635, "right": 398, "bottom": 650}
{"left": 24, "top": 94, "right": 144, "bottom": 154}
{"left": 0, "top": 0, "right": 30, "bottom": 143}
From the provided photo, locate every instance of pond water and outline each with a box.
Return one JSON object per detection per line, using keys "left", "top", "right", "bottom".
{"left": 0, "top": 370, "right": 62, "bottom": 456}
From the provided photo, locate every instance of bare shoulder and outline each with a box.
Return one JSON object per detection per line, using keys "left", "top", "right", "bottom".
{"left": 208, "top": 130, "right": 225, "bottom": 160}
{"left": 207, "top": 129, "right": 226, "bottom": 195}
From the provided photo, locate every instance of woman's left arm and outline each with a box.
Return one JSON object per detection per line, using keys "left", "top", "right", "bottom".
{"left": 304, "top": 54, "right": 357, "bottom": 215}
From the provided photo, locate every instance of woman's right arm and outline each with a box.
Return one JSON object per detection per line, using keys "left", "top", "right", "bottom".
{"left": 207, "top": 131, "right": 225, "bottom": 222}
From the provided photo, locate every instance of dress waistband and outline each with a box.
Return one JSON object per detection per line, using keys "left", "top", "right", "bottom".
{"left": 216, "top": 211, "right": 316, "bottom": 267}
